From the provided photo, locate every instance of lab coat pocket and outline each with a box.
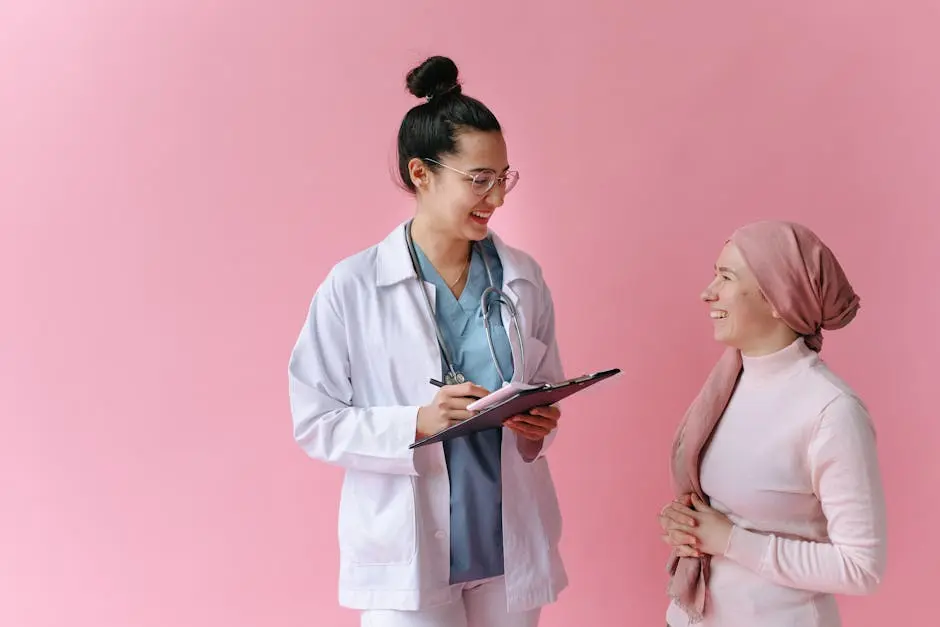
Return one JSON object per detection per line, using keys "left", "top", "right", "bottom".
{"left": 338, "top": 471, "right": 417, "bottom": 565}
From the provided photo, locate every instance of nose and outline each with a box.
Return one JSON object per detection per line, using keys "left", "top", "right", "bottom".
{"left": 701, "top": 279, "right": 719, "bottom": 303}
{"left": 484, "top": 183, "right": 505, "bottom": 208}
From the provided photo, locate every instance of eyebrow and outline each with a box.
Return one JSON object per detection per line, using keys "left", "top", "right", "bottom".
{"left": 468, "top": 165, "right": 511, "bottom": 174}
{"left": 715, "top": 265, "right": 738, "bottom": 276}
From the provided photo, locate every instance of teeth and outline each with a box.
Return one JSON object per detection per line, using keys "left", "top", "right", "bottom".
{"left": 471, "top": 211, "right": 491, "bottom": 218}
{"left": 710, "top": 311, "right": 728, "bottom": 319}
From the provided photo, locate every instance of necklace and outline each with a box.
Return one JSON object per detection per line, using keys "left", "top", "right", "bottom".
{"left": 405, "top": 222, "right": 482, "bottom": 386}
{"left": 404, "top": 219, "right": 524, "bottom": 388}
{"left": 446, "top": 257, "right": 469, "bottom": 288}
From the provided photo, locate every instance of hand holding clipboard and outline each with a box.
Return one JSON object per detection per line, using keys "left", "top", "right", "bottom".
{"left": 424, "top": 378, "right": 562, "bottom": 443}
{"left": 410, "top": 368, "right": 621, "bottom": 449}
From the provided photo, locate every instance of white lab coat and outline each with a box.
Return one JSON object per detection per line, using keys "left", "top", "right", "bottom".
{"left": 288, "top": 221, "right": 568, "bottom": 613}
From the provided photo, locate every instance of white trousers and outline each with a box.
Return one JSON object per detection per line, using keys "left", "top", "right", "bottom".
{"left": 360, "top": 577, "right": 541, "bottom": 627}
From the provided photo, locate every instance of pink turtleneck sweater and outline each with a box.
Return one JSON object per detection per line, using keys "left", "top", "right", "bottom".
{"left": 666, "top": 339, "right": 887, "bottom": 627}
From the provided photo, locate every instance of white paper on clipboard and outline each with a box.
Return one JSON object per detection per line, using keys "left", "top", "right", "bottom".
{"left": 466, "top": 381, "right": 540, "bottom": 412}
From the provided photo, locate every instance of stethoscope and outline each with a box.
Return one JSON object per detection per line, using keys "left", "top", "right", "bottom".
{"left": 404, "top": 220, "right": 525, "bottom": 387}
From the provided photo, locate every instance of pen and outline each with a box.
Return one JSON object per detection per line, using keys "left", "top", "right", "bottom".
{"left": 429, "top": 378, "right": 485, "bottom": 400}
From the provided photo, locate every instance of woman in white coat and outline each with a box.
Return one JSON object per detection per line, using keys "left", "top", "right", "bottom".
{"left": 287, "top": 56, "right": 567, "bottom": 627}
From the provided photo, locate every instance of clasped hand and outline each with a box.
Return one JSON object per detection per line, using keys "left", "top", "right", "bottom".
{"left": 416, "top": 381, "right": 560, "bottom": 441}
{"left": 657, "top": 493, "right": 734, "bottom": 558}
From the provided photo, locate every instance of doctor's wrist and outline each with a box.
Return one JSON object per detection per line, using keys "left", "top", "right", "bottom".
{"left": 415, "top": 406, "right": 430, "bottom": 439}
{"left": 516, "top": 436, "right": 544, "bottom": 462}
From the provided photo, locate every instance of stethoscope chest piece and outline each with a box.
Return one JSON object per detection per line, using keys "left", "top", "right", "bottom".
{"left": 444, "top": 372, "right": 466, "bottom": 385}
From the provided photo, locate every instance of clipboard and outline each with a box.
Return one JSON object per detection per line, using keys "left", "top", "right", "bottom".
{"left": 409, "top": 368, "right": 621, "bottom": 449}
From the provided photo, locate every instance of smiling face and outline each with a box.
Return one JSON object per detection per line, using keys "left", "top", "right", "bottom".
{"left": 409, "top": 130, "right": 510, "bottom": 242}
{"left": 700, "top": 242, "right": 797, "bottom": 355}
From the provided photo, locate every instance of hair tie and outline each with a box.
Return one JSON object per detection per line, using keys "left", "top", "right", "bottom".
{"left": 426, "top": 83, "right": 459, "bottom": 102}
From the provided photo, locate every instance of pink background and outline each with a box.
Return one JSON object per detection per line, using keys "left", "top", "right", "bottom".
{"left": 2, "top": 1, "right": 937, "bottom": 625}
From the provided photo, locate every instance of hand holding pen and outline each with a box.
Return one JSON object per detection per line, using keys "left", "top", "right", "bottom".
{"left": 421, "top": 379, "right": 561, "bottom": 443}
{"left": 416, "top": 379, "right": 490, "bottom": 438}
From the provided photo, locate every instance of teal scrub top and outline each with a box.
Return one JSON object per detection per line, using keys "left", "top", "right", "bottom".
{"left": 414, "top": 236, "right": 514, "bottom": 584}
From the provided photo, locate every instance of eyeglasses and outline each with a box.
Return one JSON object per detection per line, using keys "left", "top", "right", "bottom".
{"left": 423, "top": 158, "right": 520, "bottom": 196}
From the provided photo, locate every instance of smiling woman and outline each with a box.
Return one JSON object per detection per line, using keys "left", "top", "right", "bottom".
{"left": 701, "top": 241, "right": 802, "bottom": 356}
{"left": 397, "top": 56, "right": 520, "bottom": 267}
{"left": 658, "top": 221, "right": 887, "bottom": 627}
{"left": 288, "top": 55, "right": 569, "bottom": 627}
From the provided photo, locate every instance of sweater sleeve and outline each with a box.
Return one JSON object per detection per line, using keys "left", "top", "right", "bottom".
{"left": 722, "top": 394, "right": 887, "bottom": 595}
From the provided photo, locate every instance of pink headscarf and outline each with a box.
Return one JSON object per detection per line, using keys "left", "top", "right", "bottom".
{"left": 666, "top": 221, "right": 861, "bottom": 623}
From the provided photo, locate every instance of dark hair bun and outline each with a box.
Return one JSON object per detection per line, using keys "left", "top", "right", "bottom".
{"left": 406, "top": 56, "right": 462, "bottom": 100}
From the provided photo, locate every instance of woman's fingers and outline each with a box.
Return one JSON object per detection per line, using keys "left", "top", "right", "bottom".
{"left": 508, "top": 414, "right": 555, "bottom": 430}
{"left": 506, "top": 420, "right": 546, "bottom": 440}
{"left": 663, "top": 507, "right": 698, "bottom": 528}
{"left": 661, "top": 527, "right": 698, "bottom": 546}
{"left": 446, "top": 382, "right": 490, "bottom": 399}
{"left": 447, "top": 409, "right": 473, "bottom": 421}
{"left": 665, "top": 501, "right": 700, "bottom": 520}
{"left": 528, "top": 405, "right": 561, "bottom": 420}
{"left": 667, "top": 528, "right": 698, "bottom": 546}
{"left": 659, "top": 502, "right": 698, "bottom": 528}
{"left": 659, "top": 494, "right": 703, "bottom": 559}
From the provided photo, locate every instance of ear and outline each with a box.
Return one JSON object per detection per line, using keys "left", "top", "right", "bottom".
{"left": 758, "top": 290, "right": 781, "bottom": 319}
{"left": 408, "top": 157, "right": 430, "bottom": 191}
